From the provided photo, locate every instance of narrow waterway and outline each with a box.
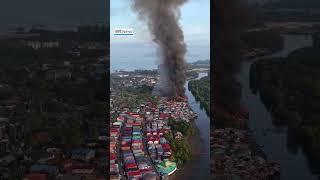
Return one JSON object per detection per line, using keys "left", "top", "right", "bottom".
{"left": 239, "top": 34, "right": 318, "bottom": 180}
{"left": 178, "top": 72, "right": 210, "bottom": 180}
{"left": 187, "top": 73, "right": 210, "bottom": 152}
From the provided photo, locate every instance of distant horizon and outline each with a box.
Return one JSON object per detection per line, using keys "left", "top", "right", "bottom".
{"left": 110, "top": 58, "right": 210, "bottom": 73}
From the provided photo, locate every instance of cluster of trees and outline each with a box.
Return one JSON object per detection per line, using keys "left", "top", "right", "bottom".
{"left": 250, "top": 47, "right": 320, "bottom": 126}
{"left": 131, "top": 69, "right": 158, "bottom": 75}
{"left": 167, "top": 118, "right": 194, "bottom": 137}
{"left": 188, "top": 76, "right": 210, "bottom": 113}
{"left": 163, "top": 118, "right": 194, "bottom": 166}
{"left": 250, "top": 47, "right": 320, "bottom": 173}
{"left": 164, "top": 132, "right": 191, "bottom": 167}
{"left": 119, "top": 87, "right": 152, "bottom": 109}
{"left": 29, "top": 78, "right": 106, "bottom": 148}
{"left": 111, "top": 85, "right": 152, "bottom": 113}
{"left": 185, "top": 71, "right": 198, "bottom": 79}
{"left": 188, "top": 59, "right": 210, "bottom": 69}
{"left": 190, "top": 59, "right": 210, "bottom": 65}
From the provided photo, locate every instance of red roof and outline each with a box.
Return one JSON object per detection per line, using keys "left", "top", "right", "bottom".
{"left": 162, "top": 144, "right": 171, "bottom": 151}
{"left": 121, "top": 144, "right": 130, "bottom": 148}
{"left": 159, "top": 113, "right": 165, "bottom": 119}
{"left": 110, "top": 164, "right": 118, "bottom": 168}
{"left": 159, "top": 113, "right": 171, "bottom": 119}
{"left": 132, "top": 140, "right": 142, "bottom": 143}
{"left": 127, "top": 170, "right": 141, "bottom": 177}
{"left": 121, "top": 141, "right": 130, "bottom": 145}
{"left": 162, "top": 143, "right": 170, "bottom": 148}
{"left": 110, "top": 153, "right": 117, "bottom": 160}
{"left": 117, "top": 116, "right": 125, "bottom": 121}
{"left": 140, "top": 168, "right": 153, "bottom": 173}
{"left": 110, "top": 128, "right": 119, "bottom": 132}
{"left": 24, "top": 173, "right": 48, "bottom": 180}
{"left": 131, "top": 114, "right": 140, "bottom": 118}
{"left": 133, "top": 122, "right": 141, "bottom": 126}
{"left": 125, "top": 163, "right": 137, "bottom": 169}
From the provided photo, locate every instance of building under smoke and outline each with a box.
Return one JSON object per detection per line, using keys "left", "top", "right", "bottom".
{"left": 132, "top": 0, "right": 188, "bottom": 97}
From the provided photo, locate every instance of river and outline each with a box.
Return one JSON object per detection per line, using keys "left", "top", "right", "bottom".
{"left": 171, "top": 72, "right": 210, "bottom": 180}
{"left": 239, "top": 34, "right": 319, "bottom": 180}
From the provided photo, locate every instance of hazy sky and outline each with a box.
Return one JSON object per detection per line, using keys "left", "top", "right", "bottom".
{"left": 0, "top": 0, "right": 107, "bottom": 31}
{"left": 110, "top": 0, "right": 210, "bottom": 70}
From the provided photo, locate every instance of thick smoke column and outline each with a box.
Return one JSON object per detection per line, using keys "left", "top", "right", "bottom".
{"left": 213, "top": 0, "right": 252, "bottom": 113}
{"left": 132, "top": 0, "right": 188, "bottom": 97}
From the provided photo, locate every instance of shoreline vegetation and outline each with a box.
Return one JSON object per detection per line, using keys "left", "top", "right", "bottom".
{"left": 165, "top": 118, "right": 193, "bottom": 167}
{"left": 170, "top": 123, "right": 204, "bottom": 180}
{"left": 188, "top": 73, "right": 210, "bottom": 115}
{"left": 250, "top": 46, "right": 320, "bottom": 173}
{"left": 212, "top": 29, "right": 285, "bottom": 179}
{"left": 241, "top": 30, "right": 284, "bottom": 59}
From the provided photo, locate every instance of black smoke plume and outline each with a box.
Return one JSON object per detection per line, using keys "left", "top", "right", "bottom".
{"left": 213, "top": 0, "right": 252, "bottom": 113}
{"left": 132, "top": 0, "right": 188, "bottom": 97}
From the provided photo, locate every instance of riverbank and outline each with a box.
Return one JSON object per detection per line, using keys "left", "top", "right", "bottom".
{"left": 211, "top": 39, "right": 285, "bottom": 179}
{"left": 188, "top": 75, "right": 210, "bottom": 114}
{"left": 240, "top": 34, "right": 319, "bottom": 179}
{"left": 170, "top": 123, "right": 204, "bottom": 180}
{"left": 250, "top": 46, "right": 320, "bottom": 174}
{"left": 171, "top": 73, "right": 210, "bottom": 180}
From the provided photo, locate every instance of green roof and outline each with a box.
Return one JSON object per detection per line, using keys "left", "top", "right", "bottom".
{"left": 156, "top": 159, "right": 177, "bottom": 176}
